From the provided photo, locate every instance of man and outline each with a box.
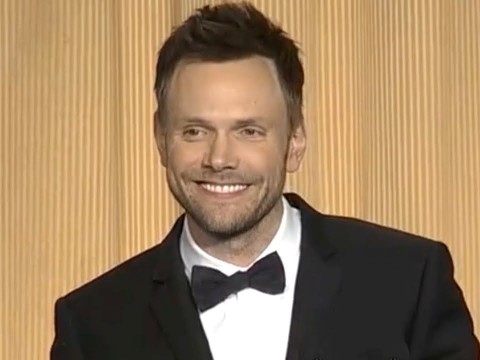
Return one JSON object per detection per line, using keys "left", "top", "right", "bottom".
{"left": 50, "top": 2, "right": 479, "bottom": 359}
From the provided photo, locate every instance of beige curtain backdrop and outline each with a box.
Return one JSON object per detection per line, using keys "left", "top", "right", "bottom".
{"left": 1, "top": 0, "right": 479, "bottom": 358}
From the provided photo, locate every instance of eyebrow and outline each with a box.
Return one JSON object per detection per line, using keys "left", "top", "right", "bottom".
{"left": 181, "top": 117, "right": 265, "bottom": 127}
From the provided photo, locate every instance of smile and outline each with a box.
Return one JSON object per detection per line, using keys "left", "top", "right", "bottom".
{"left": 200, "top": 183, "right": 248, "bottom": 194}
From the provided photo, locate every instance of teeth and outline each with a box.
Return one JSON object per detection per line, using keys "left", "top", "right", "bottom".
{"left": 201, "top": 183, "right": 247, "bottom": 194}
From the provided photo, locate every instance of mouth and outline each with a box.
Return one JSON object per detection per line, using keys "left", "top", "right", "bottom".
{"left": 195, "top": 182, "right": 250, "bottom": 195}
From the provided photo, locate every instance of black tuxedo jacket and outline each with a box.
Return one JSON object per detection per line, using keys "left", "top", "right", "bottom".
{"left": 51, "top": 194, "right": 479, "bottom": 359}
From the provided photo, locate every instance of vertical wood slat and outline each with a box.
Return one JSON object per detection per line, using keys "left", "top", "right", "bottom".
{"left": 0, "top": 1, "right": 478, "bottom": 358}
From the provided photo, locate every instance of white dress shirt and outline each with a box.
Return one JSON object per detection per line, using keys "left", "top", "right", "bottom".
{"left": 180, "top": 196, "right": 302, "bottom": 360}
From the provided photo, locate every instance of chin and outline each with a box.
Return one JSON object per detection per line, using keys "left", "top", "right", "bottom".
{"left": 201, "top": 223, "right": 252, "bottom": 240}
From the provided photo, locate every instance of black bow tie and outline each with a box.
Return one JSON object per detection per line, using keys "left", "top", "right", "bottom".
{"left": 190, "top": 252, "right": 286, "bottom": 312}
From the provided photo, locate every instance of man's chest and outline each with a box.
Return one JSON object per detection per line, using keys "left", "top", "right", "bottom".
{"left": 200, "top": 288, "right": 295, "bottom": 360}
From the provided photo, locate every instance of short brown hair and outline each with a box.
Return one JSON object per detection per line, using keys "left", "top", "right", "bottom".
{"left": 154, "top": 1, "right": 304, "bottom": 131}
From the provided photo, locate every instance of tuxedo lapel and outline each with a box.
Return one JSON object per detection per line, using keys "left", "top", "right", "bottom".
{"left": 285, "top": 194, "right": 343, "bottom": 360}
{"left": 149, "top": 216, "right": 213, "bottom": 360}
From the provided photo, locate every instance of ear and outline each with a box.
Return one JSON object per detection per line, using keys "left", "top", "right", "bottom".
{"left": 286, "top": 124, "right": 306, "bottom": 173}
{"left": 153, "top": 110, "right": 167, "bottom": 167}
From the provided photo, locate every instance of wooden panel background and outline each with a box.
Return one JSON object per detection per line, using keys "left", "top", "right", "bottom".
{"left": 1, "top": 0, "right": 478, "bottom": 358}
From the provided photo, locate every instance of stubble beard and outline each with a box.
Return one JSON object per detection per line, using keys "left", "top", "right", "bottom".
{"left": 167, "top": 171, "right": 286, "bottom": 241}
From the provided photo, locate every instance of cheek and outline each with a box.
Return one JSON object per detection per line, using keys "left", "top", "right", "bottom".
{"left": 244, "top": 144, "right": 286, "bottom": 173}
{"left": 167, "top": 142, "right": 204, "bottom": 169}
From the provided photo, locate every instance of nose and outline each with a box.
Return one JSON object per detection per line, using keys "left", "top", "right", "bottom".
{"left": 202, "top": 132, "right": 238, "bottom": 171}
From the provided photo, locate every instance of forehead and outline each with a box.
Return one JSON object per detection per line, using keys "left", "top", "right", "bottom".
{"left": 166, "top": 56, "right": 287, "bottom": 122}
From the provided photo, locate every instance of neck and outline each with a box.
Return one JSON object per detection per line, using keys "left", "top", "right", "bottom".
{"left": 187, "top": 199, "right": 284, "bottom": 267}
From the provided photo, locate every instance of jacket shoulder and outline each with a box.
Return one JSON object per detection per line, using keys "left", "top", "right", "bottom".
{"left": 59, "top": 242, "right": 165, "bottom": 307}
{"left": 320, "top": 213, "right": 444, "bottom": 255}
{"left": 288, "top": 192, "right": 443, "bottom": 254}
{"left": 59, "top": 215, "right": 185, "bottom": 309}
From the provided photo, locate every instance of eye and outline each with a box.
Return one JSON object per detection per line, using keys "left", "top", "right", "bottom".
{"left": 182, "top": 127, "right": 207, "bottom": 140}
{"left": 239, "top": 127, "right": 264, "bottom": 138}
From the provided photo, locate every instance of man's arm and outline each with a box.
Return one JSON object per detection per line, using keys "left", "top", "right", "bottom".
{"left": 409, "top": 242, "right": 479, "bottom": 359}
{"left": 50, "top": 298, "right": 84, "bottom": 360}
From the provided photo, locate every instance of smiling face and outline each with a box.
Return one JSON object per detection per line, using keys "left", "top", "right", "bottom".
{"left": 156, "top": 56, "right": 306, "bottom": 239}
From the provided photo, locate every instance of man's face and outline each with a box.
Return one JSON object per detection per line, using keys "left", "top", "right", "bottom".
{"left": 156, "top": 56, "right": 305, "bottom": 238}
